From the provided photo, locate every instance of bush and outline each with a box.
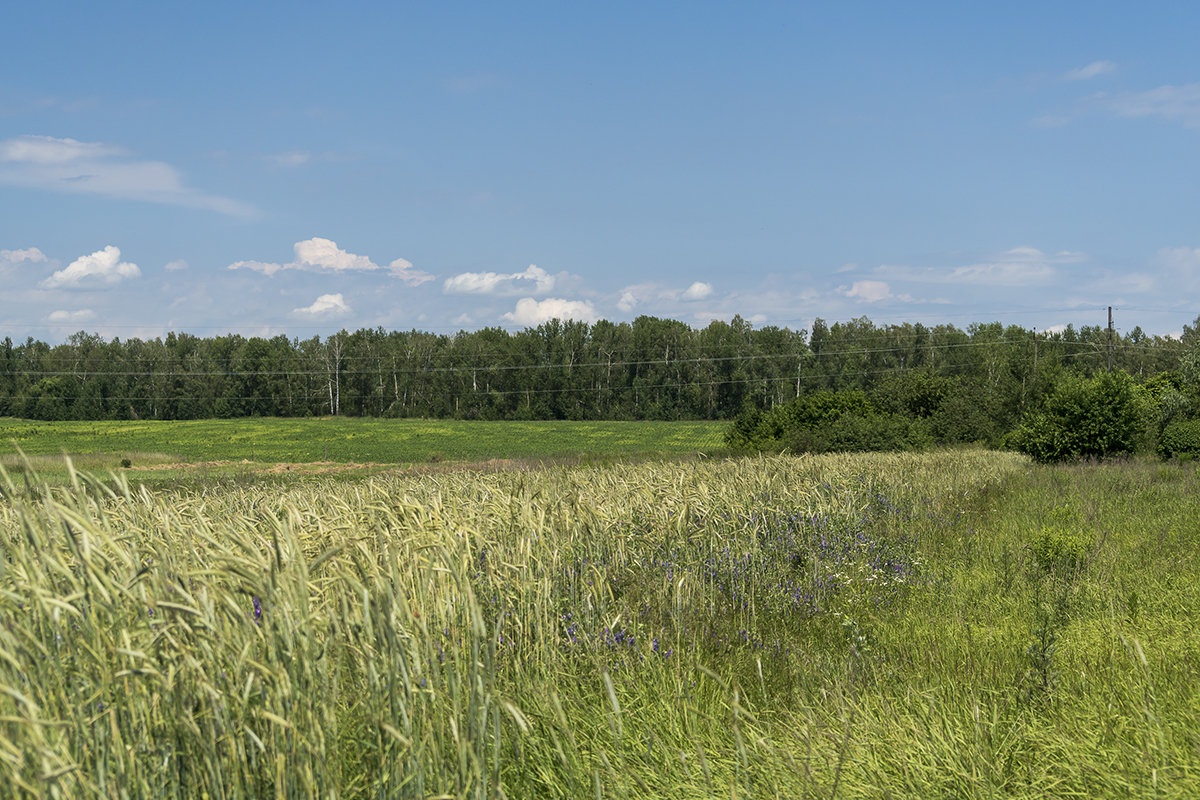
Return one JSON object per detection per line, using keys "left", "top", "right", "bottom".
{"left": 1011, "top": 371, "right": 1149, "bottom": 463}
{"left": 725, "top": 390, "right": 928, "bottom": 454}
{"left": 1030, "top": 506, "right": 1093, "bottom": 575}
{"left": 1158, "top": 419, "right": 1200, "bottom": 460}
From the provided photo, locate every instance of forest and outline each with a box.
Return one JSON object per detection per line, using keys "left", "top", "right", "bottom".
{"left": 0, "top": 314, "right": 1192, "bottom": 436}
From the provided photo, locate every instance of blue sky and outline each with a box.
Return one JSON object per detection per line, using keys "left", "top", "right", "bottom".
{"left": 3, "top": 1, "right": 1200, "bottom": 341}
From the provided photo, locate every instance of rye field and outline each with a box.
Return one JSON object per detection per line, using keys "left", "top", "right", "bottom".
{"left": 0, "top": 449, "right": 1198, "bottom": 797}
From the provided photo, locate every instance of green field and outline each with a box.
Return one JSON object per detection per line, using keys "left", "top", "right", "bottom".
{"left": 2, "top": 449, "right": 1198, "bottom": 797}
{"left": 0, "top": 417, "right": 726, "bottom": 467}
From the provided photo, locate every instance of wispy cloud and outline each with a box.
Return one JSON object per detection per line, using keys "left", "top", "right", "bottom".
{"left": 876, "top": 247, "right": 1082, "bottom": 286}
{"left": 1107, "top": 83, "right": 1200, "bottom": 127}
{"left": 0, "top": 135, "right": 255, "bottom": 217}
{"left": 229, "top": 238, "right": 434, "bottom": 285}
{"left": 1064, "top": 60, "right": 1116, "bottom": 81}
{"left": 266, "top": 150, "right": 313, "bottom": 168}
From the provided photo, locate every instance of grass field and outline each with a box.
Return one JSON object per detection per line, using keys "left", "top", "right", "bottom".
{"left": 1, "top": 449, "right": 1198, "bottom": 797}
{"left": 0, "top": 417, "right": 726, "bottom": 469}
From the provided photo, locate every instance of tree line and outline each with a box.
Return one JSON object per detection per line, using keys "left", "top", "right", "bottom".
{"left": 0, "top": 315, "right": 1189, "bottom": 425}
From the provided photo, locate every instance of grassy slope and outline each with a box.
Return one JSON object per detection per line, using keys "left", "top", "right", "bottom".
{"left": 1, "top": 451, "right": 1197, "bottom": 797}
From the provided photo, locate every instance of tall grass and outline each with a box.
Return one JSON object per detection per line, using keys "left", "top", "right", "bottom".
{"left": 0, "top": 450, "right": 1197, "bottom": 797}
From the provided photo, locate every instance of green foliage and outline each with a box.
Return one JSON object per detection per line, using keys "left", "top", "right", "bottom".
{"left": 1158, "top": 418, "right": 1200, "bottom": 459}
{"left": 725, "top": 389, "right": 928, "bottom": 454}
{"left": 1029, "top": 505, "right": 1093, "bottom": 576}
{"left": 1011, "top": 370, "right": 1150, "bottom": 463}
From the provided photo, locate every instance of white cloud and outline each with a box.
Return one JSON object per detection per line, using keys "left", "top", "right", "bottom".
{"left": 40, "top": 245, "right": 140, "bottom": 289}
{"left": 386, "top": 257, "right": 436, "bottom": 286}
{"left": 164, "top": 259, "right": 189, "bottom": 272}
{"left": 843, "top": 280, "right": 892, "bottom": 303}
{"left": 1107, "top": 84, "right": 1200, "bottom": 127}
{"left": 615, "top": 280, "right": 716, "bottom": 311}
{"left": 0, "top": 135, "right": 254, "bottom": 217}
{"left": 444, "top": 264, "right": 555, "bottom": 295}
{"left": 228, "top": 238, "right": 434, "bottom": 285}
{"left": 1064, "top": 60, "right": 1116, "bottom": 81}
{"left": 502, "top": 297, "right": 598, "bottom": 326}
{"left": 295, "top": 237, "right": 377, "bottom": 272}
{"left": 227, "top": 259, "right": 288, "bottom": 277}
{"left": 47, "top": 309, "right": 96, "bottom": 323}
{"left": 292, "top": 293, "right": 351, "bottom": 318}
{"left": 0, "top": 247, "right": 47, "bottom": 265}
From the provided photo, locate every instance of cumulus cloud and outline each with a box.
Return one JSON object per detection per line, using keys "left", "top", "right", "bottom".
{"left": 294, "top": 237, "right": 377, "bottom": 272}
{"left": 40, "top": 245, "right": 140, "bottom": 289}
{"left": 502, "top": 297, "right": 598, "bottom": 326}
{"left": 292, "top": 293, "right": 351, "bottom": 318}
{"left": 1, "top": 247, "right": 47, "bottom": 266}
{"left": 228, "top": 238, "right": 434, "bottom": 285}
{"left": 0, "top": 135, "right": 254, "bottom": 216}
{"left": 1064, "top": 60, "right": 1116, "bottom": 81}
{"left": 681, "top": 281, "right": 713, "bottom": 301}
{"left": 164, "top": 259, "right": 189, "bottom": 272}
{"left": 444, "top": 265, "right": 556, "bottom": 295}
{"left": 47, "top": 309, "right": 96, "bottom": 323}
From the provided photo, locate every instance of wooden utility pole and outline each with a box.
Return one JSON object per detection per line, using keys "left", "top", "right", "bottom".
{"left": 1107, "top": 307, "right": 1114, "bottom": 373}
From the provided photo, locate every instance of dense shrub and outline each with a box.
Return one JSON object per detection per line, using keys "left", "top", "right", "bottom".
{"left": 725, "top": 390, "right": 928, "bottom": 454}
{"left": 1010, "top": 370, "right": 1150, "bottom": 463}
{"left": 1158, "top": 419, "right": 1200, "bottom": 459}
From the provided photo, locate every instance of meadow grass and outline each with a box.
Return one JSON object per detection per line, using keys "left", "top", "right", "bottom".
{"left": 0, "top": 450, "right": 1197, "bottom": 797}
{"left": 0, "top": 417, "right": 727, "bottom": 468}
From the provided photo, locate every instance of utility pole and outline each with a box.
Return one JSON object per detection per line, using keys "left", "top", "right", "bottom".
{"left": 1107, "top": 306, "right": 1114, "bottom": 373}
